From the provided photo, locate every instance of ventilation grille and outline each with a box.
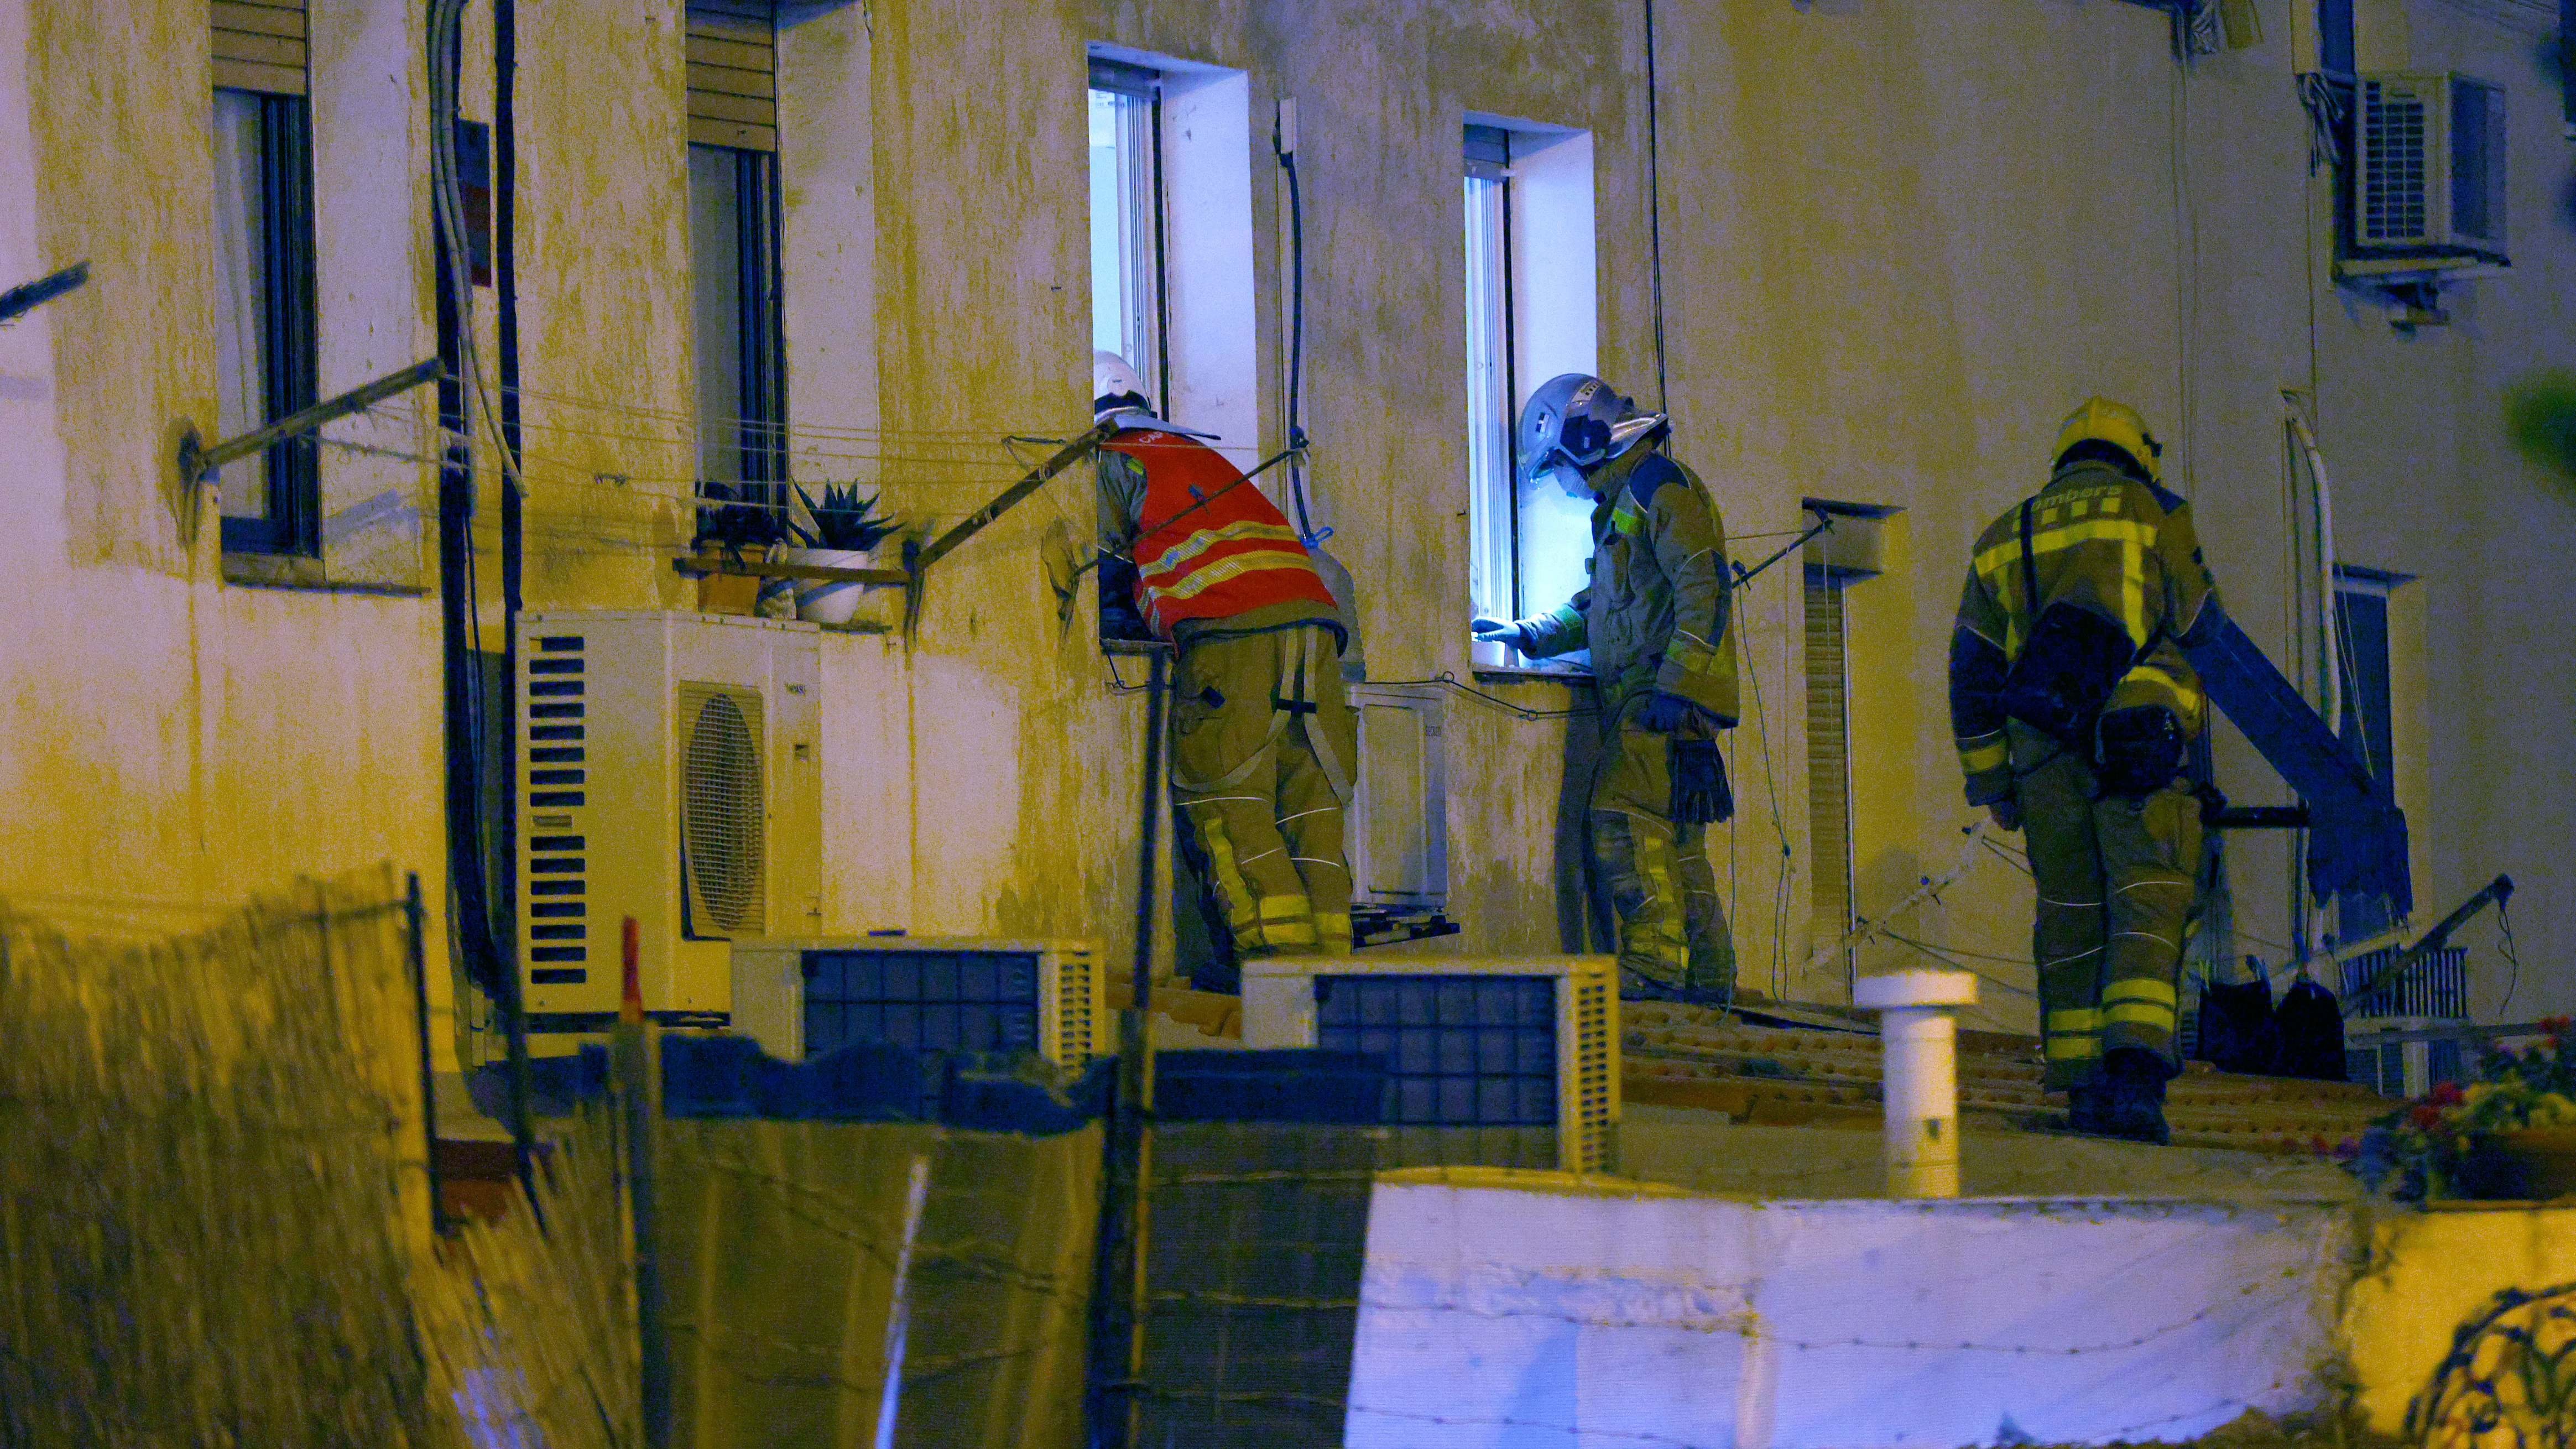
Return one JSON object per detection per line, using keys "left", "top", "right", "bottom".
{"left": 2360, "top": 79, "right": 2431, "bottom": 245}
{"left": 1571, "top": 968, "right": 1617, "bottom": 1174}
{"left": 686, "top": 2, "right": 777, "bottom": 152}
{"left": 1315, "top": 974, "right": 1560, "bottom": 1128}
{"left": 1054, "top": 946, "right": 1100, "bottom": 1063}
{"left": 2341, "top": 945, "right": 2469, "bottom": 1021}
{"left": 214, "top": 0, "right": 308, "bottom": 96}
{"left": 524, "top": 634, "right": 590, "bottom": 986}
{"left": 678, "top": 682, "right": 766, "bottom": 939}
{"left": 797, "top": 949, "right": 1044, "bottom": 1057}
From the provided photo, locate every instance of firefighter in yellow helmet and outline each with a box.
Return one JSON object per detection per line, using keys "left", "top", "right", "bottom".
{"left": 1474, "top": 374, "right": 1738, "bottom": 1004}
{"left": 1948, "top": 397, "right": 2222, "bottom": 1144}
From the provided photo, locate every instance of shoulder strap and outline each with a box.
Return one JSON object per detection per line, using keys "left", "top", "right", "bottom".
{"left": 1625, "top": 452, "right": 1682, "bottom": 508}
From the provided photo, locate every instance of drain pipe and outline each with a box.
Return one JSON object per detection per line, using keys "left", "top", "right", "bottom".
{"left": 1854, "top": 970, "right": 1978, "bottom": 1198}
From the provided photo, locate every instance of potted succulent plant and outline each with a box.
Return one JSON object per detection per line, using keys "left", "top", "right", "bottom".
{"left": 2349, "top": 1018, "right": 2576, "bottom": 1201}
{"left": 691, "top": 481, "right": 793, "bottom": 616}
{"left": 784, "top": 483, "right": 901, "bottom": 626}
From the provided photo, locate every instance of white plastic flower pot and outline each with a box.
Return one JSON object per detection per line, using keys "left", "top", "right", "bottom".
{"left": 787, "top": 545, "right": 895, "bottom": 626}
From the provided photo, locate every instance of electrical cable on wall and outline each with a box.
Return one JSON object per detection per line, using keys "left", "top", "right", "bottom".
{"left": 1274, "top": 102, "right": 1324, "bottom": 548}
{"left": 1642, "top": 0, "right": 1670, "bottom": 412}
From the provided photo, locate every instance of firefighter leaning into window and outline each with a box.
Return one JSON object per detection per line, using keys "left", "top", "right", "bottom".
{"left": 1473, "top": 374, "right": 1739, "bottom": 1004}
{"left": 1949, "top": 397, "right": 2224, "bottom": 1144}
{"left": 1089, "top": 352, "right": 1358, "bottom": 959}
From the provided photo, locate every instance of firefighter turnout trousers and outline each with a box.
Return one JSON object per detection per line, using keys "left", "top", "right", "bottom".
{"left": 1589, "top": 692, "right": 1737, "bottom": 1000}
{"left": 2011, "top": 720, "right": 2203, "bottom": 1090}
{"left": 1169, "top": 625, "right": 1356, "bottom": 957}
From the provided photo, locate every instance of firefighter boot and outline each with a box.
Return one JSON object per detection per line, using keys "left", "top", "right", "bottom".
{"left": 2063, "top": 1083, "right": 2108, "bottom": 1135}
{"left": 2097, "top": 1047, "right": 2172, "bottom": 1145}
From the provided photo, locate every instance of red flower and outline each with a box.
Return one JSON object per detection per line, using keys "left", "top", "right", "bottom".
{"left": 2542, "top": 1015, "right": 2572, "bottom": 1039}
{"left": 2429, "top": 1081, "right": 2466, "bottom": 1107}
{"left": 2409, "top": 1103, "right": 2445, "bottom": 1130}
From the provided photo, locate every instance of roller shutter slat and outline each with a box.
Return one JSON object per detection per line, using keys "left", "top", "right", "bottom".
{"left": 214, "top": 30, "right": 305, "bottom": 67}
{"left": 687, "top": 61, "right": 774, "bottom": 100}
{"left": 685, "top": 35, "right": 771, "bottom": 72}
{"left": 212, "top": 3, "right": 304, "bottom": 38}
{"left": 689, "top": 117, "right": 775, "bottom": 152}
{"left": 213, "top": 57, "right": 305, "bottom": 95}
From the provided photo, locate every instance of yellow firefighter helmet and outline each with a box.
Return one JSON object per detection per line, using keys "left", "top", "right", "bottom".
{"left": 2052, "top": 396, "right": 2164, "bottom": 483}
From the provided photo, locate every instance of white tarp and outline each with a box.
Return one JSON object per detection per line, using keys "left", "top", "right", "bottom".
{"left": 1346, "top": 1170, "right": 2355, "bottom": 1449}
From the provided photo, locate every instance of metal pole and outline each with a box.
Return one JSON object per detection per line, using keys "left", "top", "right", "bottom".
{"left": 617, "top": 916, "right": 670, "bottom": 1448}
{"left": 1089, "top": 645, "right": 1167, "bottom": 1448}
{"left": 1124, "top": 647, "right": 1165, "bottom": 1448}
{"left": 405, "top": 872, "right": 446, "bottom": 1238}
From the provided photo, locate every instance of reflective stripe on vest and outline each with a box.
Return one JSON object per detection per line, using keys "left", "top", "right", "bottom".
{"left": 1108, "top": 430, "right": 1338, "bottom": 637}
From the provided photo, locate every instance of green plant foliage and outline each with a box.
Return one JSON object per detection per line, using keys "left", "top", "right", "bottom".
{"left": 792, "top": 483, "right": 899, "bottom": 551}
{"left": 2506, "top": 370, "right": 2576, "bottom": 495}
{"left": 692, "top": 480, "right": 792, "bottom": 554}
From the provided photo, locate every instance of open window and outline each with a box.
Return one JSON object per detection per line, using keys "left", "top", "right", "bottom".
{"left": 1084, "top": 49, "right": 1256, "bottom": 452}
{"left": 1460, "top": 118, "right": 1597, "bottom": 674}
{"left": 1088, "top": 58, "right": 1163, "bottom": 397}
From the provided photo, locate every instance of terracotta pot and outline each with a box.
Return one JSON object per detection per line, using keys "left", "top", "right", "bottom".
{"left": 693, "top": 548, "right": 763, "bottom": 616}
{"left": 2495, "top": 1128, "right": 2576, "bottom": 1200}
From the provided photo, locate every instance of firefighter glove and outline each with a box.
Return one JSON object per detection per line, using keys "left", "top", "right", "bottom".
{"left": 1670, "top": 737, "right": 1733, "bottom": 824}
{"left": 1472, "top": 614, "right": 1529, "bottom": 649}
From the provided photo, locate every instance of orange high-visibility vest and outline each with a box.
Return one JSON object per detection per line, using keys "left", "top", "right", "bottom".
{"left": 1107, "top": 428, "right": 1339, "bottom": 638}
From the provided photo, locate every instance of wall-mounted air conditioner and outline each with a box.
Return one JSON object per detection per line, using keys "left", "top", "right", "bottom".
{"left": 1348, "top": 682, "right": 1448, "bottom": 915}
{"left": 1239, "top": 954, "right": 1620, "bottom": 1172}
{"left": 516, "top": 610, "right": 821, "bottom": 1033}
{"left": 729, "top": 937, "right": 1105, "bottom": 1066}
{"left": 2353, "top": 72, "right": 2507, "bottom": 260}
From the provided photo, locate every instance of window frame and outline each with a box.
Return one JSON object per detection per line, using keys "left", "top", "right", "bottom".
{"left": 1088, "top": 58, "right": 1168, "bottom": 400}
{"left": 1463, "top": 125, "right": 1519, "bottom": 625}
{"left": 2330, "top": 565, "right": 2402, "bottom": 939}
{"left": 689, "top": 142, "right": 790, "bottom": 503}
{"left": 214, "top": 87, "right": 322, "bottom": 561}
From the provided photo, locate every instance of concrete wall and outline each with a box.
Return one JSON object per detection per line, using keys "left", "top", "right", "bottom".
{"left": 1345, "top": 1168, "right": 2358, "bottom": 1448}
{"left": 3, "top": 0, "right": 2568, "bottom": 1062}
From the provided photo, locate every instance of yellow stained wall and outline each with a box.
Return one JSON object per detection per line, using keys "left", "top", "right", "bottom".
{"left": 6, "top": 0, "right": 2571, "bottom": 1060}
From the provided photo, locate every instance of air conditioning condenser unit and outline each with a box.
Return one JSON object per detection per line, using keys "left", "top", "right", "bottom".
{"left": 516, "top": 609, "right": 821, "bottom": 1033}
{"left": 1240, "top": 953, "right": 1620, "bottom": 1172}
{"left": 2353, "top": 72, "right": 2507, "bottom": 259}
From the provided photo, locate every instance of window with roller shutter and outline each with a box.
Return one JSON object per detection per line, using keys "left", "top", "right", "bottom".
{"left": 686, "top": 3, "right": 788, "bottom": 494}
{"left": 212, "top": 0, "right": 320, "bottom": 560}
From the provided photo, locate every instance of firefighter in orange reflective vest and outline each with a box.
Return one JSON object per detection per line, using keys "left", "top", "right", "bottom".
{"left": 1092, "top": 352, "right": 1357, "bottom": 959}
{"left": 1949, "top": 397, "right": 2223, "bottom": 1145}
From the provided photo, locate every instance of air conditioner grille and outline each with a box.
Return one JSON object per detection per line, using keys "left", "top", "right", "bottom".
{"left": 2340, "top": 945, "right": 2469, "bottom": 1020}
{"left": 1571, "top": 971, "right": 1615, "bottom": 1173}
{"left": 523, "top": 633, "right": 588, "bottom": 985}
{"left": 680, "top": 682, "right": 766, "bottom": 936}
{"left": 1315, "top": 974, "right": 1558, "bottom": 1127}
{"left": 2361, "top": 80, "right": 2428, "bottom": 244}
{"left": 798, "top": 948, "right": 1044, "bottom": 1056}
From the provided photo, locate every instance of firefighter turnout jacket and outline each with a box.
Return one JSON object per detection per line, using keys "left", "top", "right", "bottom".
{"left": 1948, "top": 458, "right": 2219, "bottom": 803}
{"left": 1518, "top": 446, "right": 1738, "bottom": 724}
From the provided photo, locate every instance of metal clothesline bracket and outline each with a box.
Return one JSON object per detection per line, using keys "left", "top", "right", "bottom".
{"left": 175, "top": 356, "right": 442, "bottom": 487}
{"left": 0, "top": 259, "right": 89, "bottom": 325}
{"left": 903, "top": 419, "right": 1117, "bottom": 634}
